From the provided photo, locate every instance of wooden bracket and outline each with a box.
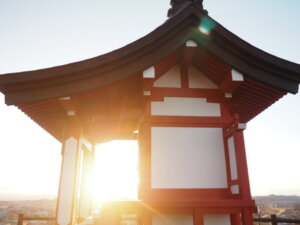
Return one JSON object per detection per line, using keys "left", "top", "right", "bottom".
{"left": 219, "top": 69, "right": 244, "bottom": 102}
{"left": 59, "top": 96, "right": 81, "bottom": 123}
{"left": 224, "top": 113, "right": 246, "bottom": 137}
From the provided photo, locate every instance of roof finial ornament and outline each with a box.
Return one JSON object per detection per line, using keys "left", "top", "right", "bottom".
{"left": 167, "top": 0, "right": 207, "bottom": 17}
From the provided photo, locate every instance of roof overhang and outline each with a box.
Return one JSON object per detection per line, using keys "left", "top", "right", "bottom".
{"left": 0, "top": 5, "right": 299, "bottom": 142}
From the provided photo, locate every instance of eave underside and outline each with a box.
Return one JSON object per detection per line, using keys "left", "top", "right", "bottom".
{"left": 17, "top": 48, "right": 286, "bottom": 143}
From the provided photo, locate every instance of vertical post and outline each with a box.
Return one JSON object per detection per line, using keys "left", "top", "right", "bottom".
{"left": 194, "top": 209, "right": 204, "bottom": 225}
{"left": 271, "top": 214, "right": 277, "bottom": 225}
{"left": 18, "top": 214, "right": 23, "bottom": 225}
{"left": 241, "top": 208, "right": 253, "bottom": 225}
{"left": 230, "top": 214, "right": 241, "bottom": 225}
{"left": 56, "top": 124, "right": 83, "bottom": 225}
{"left": 233, "top": 130, "right": 251, "bottom": 199}
{"left": 78, "top": 143, "right": 95, "bottom": 220}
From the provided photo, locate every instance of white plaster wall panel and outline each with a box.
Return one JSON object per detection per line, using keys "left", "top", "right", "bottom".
{"left": 188, "top": 66, "right": 218, "bottom": 89}
{"left": 153, "top": 66, "right": 181, "bottom": 88}
{"left": 228, "top": 136, "right": 238, "bottom": 180}
{"left": 186, "top": 40, "right": 197, "bottom": 47}
{"left": 238, "top": 123, "right": 247, "bottom": 130}
{"left": 143, "top": 66, "right": 155, "bottom": 78}
{"left": 231, "top": 69, "right": 244, "bottom": 81}
{"left": 151, "top": 97, "right": 221, "bottom": 117}
{"left": 151, "top": 127, "right": 228, "bottom": 189}
{"left": 143, "top": 91, "right": 151, "bottom": 96}
{"left": 57, "top": 137, "right": 78, "bottom": 225}
{"left": 231, "top": 184, "right": 239, "bottom": 194}
{"left": 153, "top": 214, "right": 193, "bottom": 225}
{"left": 204, "top": 214, "right": 231, "bottom": 225}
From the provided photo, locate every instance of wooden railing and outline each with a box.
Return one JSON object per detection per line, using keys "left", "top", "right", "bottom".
{"left": 254, "top": 214, "right": 300, "bottom": 224}
{"left": 17, "top": 214, "right": 55, "bottom": 225}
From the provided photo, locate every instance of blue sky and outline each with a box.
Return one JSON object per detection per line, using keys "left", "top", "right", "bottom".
{"left": 0, "top": 0, "right": 299, "bottom": 200}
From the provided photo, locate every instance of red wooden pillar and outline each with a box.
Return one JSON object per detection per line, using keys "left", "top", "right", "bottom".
{"left": 230, "top": 213, "right": 241, "bottom": 225}
{"left": 233, "top": 130, "right": 251, "bottom": 199}
{"left": 241, "top": 208, "right": 253, "bottom": 225}
{"left": 194, "top": 209, "right": 204, "bottom": 225}
{"left": 232, "top": 126, "right": 254, "bottom": 225}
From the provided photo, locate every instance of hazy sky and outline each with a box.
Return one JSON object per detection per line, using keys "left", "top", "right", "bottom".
{"left": 0, "top": 0, "right": 299, "bottom": 200}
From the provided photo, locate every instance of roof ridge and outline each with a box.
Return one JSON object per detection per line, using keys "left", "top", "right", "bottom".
{"left": 167, "top": 0, "right": 207, "bottom": 17}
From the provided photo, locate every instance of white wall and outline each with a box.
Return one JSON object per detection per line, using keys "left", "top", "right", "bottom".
{"left": 153, "top": 66, "right": 181, "bottom": 88}
{"left": 228, "top": 136, "right": 238, "bottom": 180}
{"left": 188, "top": 66, "right": 218, "bottom": 89}
{"left": 151, "top": 127, "right": 228, "bottom": 189}
{"left": 231, "top": 184, "right": 239, "bottom": 194}
{"left": 204, "top": 214, "right": 231, "bottom": 225}
{"left": 151, "top": 97, "right": 221, "bottom": 117}
{"left": 153, "top": 214, "right": 193, "bottom": 225}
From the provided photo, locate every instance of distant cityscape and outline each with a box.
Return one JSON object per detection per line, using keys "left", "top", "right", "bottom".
{"left": 0, "top": 200, "right": 55, "bottom": 225}
{"left": 1, "top": 195, "right": 300, "bottom": 225}
{"left": 254, "top": 195, "right": 300, "bottom": 223}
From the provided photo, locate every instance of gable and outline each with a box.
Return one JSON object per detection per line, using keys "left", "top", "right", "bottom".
{"left": 188, "top": 66, "right": 218, "bottom": 89}
{"left": 153, "top": 66, "right": 181, "bottom": 88}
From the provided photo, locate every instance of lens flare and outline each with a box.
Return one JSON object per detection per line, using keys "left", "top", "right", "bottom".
{"left": 199, "top": 16, "right": 215, "bottom": 35}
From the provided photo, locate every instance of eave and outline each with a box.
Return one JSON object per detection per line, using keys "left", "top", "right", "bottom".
{"left": 0, "top": 5, "right": 299, "bottom": 143}
{"left": 0, "top": 5, "right": 299, "bottom": 106}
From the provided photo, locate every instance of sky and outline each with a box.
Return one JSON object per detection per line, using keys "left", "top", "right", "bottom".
{"left": 0, "top": 0, "right": 299, "bottom": 200}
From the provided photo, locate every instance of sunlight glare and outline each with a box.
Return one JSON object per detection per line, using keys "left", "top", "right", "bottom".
{"left": 92, "top": 140, "right": 138, "bottom": 202}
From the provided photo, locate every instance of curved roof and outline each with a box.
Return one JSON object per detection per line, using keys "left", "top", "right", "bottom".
{"left": 0, "top": 4, "right": 300, "bottom": 143}
{"left": 0, "top": 5, "right": 299, "bottom": 106}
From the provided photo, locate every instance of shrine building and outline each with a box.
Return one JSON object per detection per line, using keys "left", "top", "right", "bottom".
{"left": 1, "top": 1, "right": 300, "bottom": 225}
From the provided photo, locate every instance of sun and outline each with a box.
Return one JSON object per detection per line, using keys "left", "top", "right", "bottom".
{"left": 92, "top": 140, "right": 138, "bottom": 202}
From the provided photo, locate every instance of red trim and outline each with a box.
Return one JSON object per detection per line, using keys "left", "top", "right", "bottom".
{"left": 222, "top": 127, "right": 232, "bottom": 195}
{"left": 220, "top": 102, "right": 231, "bottom": 121}
{"left": 231, "top": 214, "right": 242, "bottom": 225}
{"left": 151, "top": 87, "right": 221, "bottom": 100}
{"left": 241, "top": 208, "right": 254, "bottom": 225}
{"left": 180, "top": 46, "right": 196, "bottom": 69}
{"left": 200, "top": 208, "right": 241, "bottom": 214}
{"left": 99, "top": 200, "right": 256, "bottom": 225}
{"left": 139, "top": 123, "right": 234, "bottom": 201}
{"left": 180, "top": 66, "right": 189, "bottom": 88}
{"left": 230, "top": 180, "right": 239, "bottom": 185}
{"left": 232, "top": 131, "right": 252, "bottom": 199}
{"left": 145, "top": 200, "right": 256, "bottom": 208}
{"left": 137, "top": 84, "right": 257, "bottom": 222}
{"left": 219, "top": 70, "right": 243, "bottom": 93}
{"left": 143, "top": 78, "right": 155, "bottom": 91}
{"left": 154, "top": 208, "right": 194, "bottom": 214}
{"left": 194, "top": 209, "right": 204, "bottom": 225}
{"left": 147, "top": 116, "right": 229, "bottom": 125}
{"left": 102, "top": 200, "right": 256, "bottom": 209}
{"left": 141, "top": 189, "right": 232, "bottom": 201}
